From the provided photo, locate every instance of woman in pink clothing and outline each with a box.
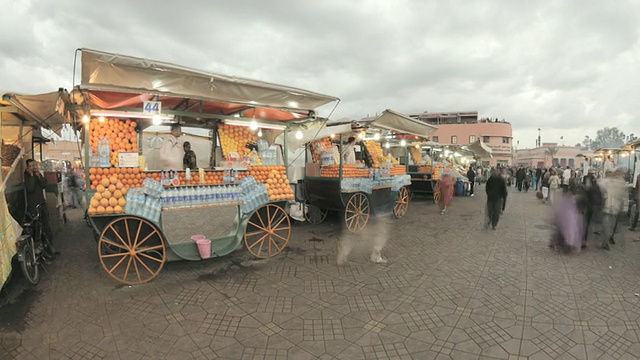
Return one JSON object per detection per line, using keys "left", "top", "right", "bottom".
{"left": 438, "top": 173, "right": 454, "bottom": 214}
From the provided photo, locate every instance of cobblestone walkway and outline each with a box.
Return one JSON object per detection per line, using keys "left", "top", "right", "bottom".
{"left": 2, "top": 187, "right": 640, "bottom": 359}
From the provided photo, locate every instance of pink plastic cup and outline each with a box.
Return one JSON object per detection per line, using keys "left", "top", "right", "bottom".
{"left": 191, "top": 235, "right": 206, "bottom": 241}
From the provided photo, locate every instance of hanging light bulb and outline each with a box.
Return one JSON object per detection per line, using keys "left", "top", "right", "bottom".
{"left": 82, "top": 115, "right": 89, "bottom": 124}
{"left": 358, "top": 132, "right": 365, "bottom": 140}
{"left": 330, "top": 134, "right": 335, "bottom": 139}
{"left": 295, "top": 130, "right": 303, "bottom": 140}
{"left": 99, "top": 116, "right": 106, "bottom": 123}
{"left": 400, "top": 140, "right": 406, "bottom": 146}
{"left": 373, "top": 133, "right": 381, "bottom": 140}
{"left": 415, "top": 144, "right": 420, "bottom": 149}
{"left": 257, "top": 129, "right": 263, "bottom": 137}
{"left": 384, "top": 142, "right": 390, "bottom": 149}
{"left": 152, "top": 114, "right": 162, "bottom": 125}
{"left": 249, "top": 120, "right": 258, "bottom": 130}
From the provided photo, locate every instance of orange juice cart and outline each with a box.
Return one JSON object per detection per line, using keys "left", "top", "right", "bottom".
{"left": 74, "top": 49, "right": 338, "bottom": 284}
{"left": 294, "top": 110, "right": 436, "bottom": 231}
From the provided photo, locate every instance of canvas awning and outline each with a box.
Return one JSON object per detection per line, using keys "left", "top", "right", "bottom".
{"left": 1, "top": 91, "right": 71, "bottom": 132}
{"left": 77, "top": 48, "right": 339, "bottom": 122}
{"left": 467, "top": 140, "right": 493, "bottom": 158}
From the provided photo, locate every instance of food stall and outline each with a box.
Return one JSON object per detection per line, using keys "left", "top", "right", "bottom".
{"left": 0, "top": 91, "right": 73, "bottom": 290}
{"left": 290, "top": 110, "right": 436, "bottom": 231}
{"left": 74, "top": 49, "right": 339, "bottom": 284}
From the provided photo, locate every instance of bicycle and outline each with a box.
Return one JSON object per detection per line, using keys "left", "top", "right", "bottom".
{"left": 17, "top": 203, "right": 55, "bottom": 285}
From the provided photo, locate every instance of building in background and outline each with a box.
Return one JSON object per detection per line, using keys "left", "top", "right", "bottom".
{"left": 514, "top": 142, "right": 592, "bottom": 168}
{"left": 409, "top": 111, "right": 513, "bottom": 167}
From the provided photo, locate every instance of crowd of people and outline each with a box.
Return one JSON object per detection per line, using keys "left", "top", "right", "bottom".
{"left": 472, "top": 163, "right": 635, "bottom": 253}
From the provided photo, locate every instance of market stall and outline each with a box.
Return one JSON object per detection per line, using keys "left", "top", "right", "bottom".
{"left": 292, "top": 110, "right": 436, "bottom": 231}
{"left": 0, "top": 90, "right": 72, "bottom": 290}
{"left": 73, "top": 49, "right": 339, "bottom": 284}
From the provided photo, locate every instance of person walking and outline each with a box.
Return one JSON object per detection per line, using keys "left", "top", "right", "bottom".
{"left": 629, "top": 173, "right": 640, "bottom": 231}
{"left": 515, "top": 166, "right": 525, "bottom": 191}
{"left": 485, "top": 169, "right": 508, "bottom": 230}
{"left": 562, "top": 166, "right": 572, "bottom": 192}
{"left": 583, "top": 172, "right": 604, "bottom": 247}
{"left": 549, "top": 170, "right": 561, "bottom": 205}
{"left": 535, "top": 167, "right": 542, "bottom": 190}
{"left": 438, "top": 173, "right": 454, "bottom": 214}
{"left": 466, "top": 166, "right": 476, "bottom": 197}
{"left": 541, "top": 169, "right": 551, "bottom": 203}
{"left": 599, "top": 169, "right": 626, "bottom": 250}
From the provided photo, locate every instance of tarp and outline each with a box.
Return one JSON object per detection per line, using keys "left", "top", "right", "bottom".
{"left": 80, "top": 48, "right": 339, "bottom": 112}
{"left": 2, "top": 91, "right": 70, "bottom": 132}
{"left": 467, "top": 139, "right": 493, "bottom": 158}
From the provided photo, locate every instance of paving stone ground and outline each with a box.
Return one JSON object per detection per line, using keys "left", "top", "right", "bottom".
{"left": 2, "top": 185, "right": 640, "bottom": 359}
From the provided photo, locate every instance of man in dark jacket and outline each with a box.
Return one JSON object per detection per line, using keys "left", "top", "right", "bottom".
{"left": 485, "top": 169, "right": 508, "bottom": 230}
{"left": 466, "top": 166, "right": 476, "bottom": 197}
{"left": 629, "top": 174, "right": 640, "bottom": 232}
{"left": 24, "top": 159, "right": 54, "bottom": 245}
{"left": 515, "top": 166, "right": 525, "bottom": 191}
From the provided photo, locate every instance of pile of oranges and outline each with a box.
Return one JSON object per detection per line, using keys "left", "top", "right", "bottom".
{"left": 410, "top": 147, "right": 423, "bottom": 164}
{"left": 364, "top": 141, "right": 385, "bottom": 166}
{"left": 89, "top": 118, "right": 138, "bottom": 166}
{"left": 311, "top": 137, "right": 333, "bottom": 163}
{"left": 262, "top": 166, "right": 294, "bottom": 201}
{"left": 218, "top": 124, "right": 258, "bottom": 159}
{"left": 89, "top": 167, "right": 145, "bottom": 190}
{"left": 87, "top": 176, "right": 127, "bottom": 215}
{"left": 390, "top": 165, "right": 407, "bottom": 175}
{"left": 321, "top": 164, "right": 370, "bottom": 178}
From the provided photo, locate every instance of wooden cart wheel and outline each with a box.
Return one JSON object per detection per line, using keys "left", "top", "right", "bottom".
{"left": 245, "top": 204, "right": 291, "bottom": 258}
{"left": 304, "top": 205, "right": 328, "bottom": 224}
{"left": 98, "top": 217, "right": 166, "bottom": 285}
{"left": 393, "top": 187, "right": 410, "bottom": 219}
{"left": 433, "top": 181, "right": 441, "bottom": 204}
{"left": 345, "top": 193, "right": 370, "bottom": 233}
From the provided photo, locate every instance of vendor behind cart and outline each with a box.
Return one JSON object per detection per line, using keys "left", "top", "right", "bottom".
{"left": 342, "top": 136, "right": 357, "bottom": 165}
{"left": 160, "top": 123, "right": 184, "bottom": 171}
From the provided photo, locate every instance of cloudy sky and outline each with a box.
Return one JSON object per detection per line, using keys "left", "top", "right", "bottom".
{"left": 2, "top": 0, "right": 639, "bottom": 149}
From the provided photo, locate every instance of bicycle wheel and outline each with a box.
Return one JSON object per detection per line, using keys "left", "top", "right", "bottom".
{"left": 40, "top": 233, "right": 56, "bottom": 261}
{"left": 20, "top": 240, "right": 40, "bottom": 285}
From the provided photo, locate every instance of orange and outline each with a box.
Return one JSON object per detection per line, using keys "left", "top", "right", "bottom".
{"left": 100, "top": 198, "right": 109, "bottom": 207}
{"left": 103, "top": 190, "right": 112, "bottom": 199}
{"left": 96, "top": 184, "right": 106, "bottom": 193}
{"left": 89, "top": 168, "right": 96, "bottom": 175}
{"left": 109, "top": 176, "right": 118, "bottom": 185}
{"left": 96, "top": 206, "right": 105, "bottom": 214}
{"left": 116, "top": 182, "right": 124, "bottom": 190}
{"left": 108, "top": 184, "right": 116, "bottom": 193}
{"left": 114, "top": 205, "right": 123, "bottom": 213}
{"left": 90, "top": 199, "right": 99, "bottom": 208}
{"left": 100, "top": 178, "right": 110, "bottom": 188}
{"left": 117, "top": 198, "right": 126, "bottom": 207}
{"left": 113, "top": 190, "right": 123, "bottom": 199}
{"left": 96, "top": 168, "right": 103, "bottom": 175}
{"left": 88, "top": 207, "right": 97, "bottom": 215}
{"left": 105, "top": 206, "right": 114, "bottom": 213}
{"left": 121, "top": 187, "right": 127, "bottom": 195}
{"left": 108, "top": 197, "right": 118, "bottom": 207}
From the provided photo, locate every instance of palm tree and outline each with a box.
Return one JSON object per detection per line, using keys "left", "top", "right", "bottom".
{"left": 545, "top": 147, "right": 558, "bottom": 167}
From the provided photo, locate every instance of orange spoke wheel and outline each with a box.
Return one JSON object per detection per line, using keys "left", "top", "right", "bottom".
{"left": 345, "top": 193, "right": 370, "bottom": 233}
{"left": 393, "top": 187, "right": 410, "bottom": 219}
{"left": 98, "top": 216, "right": 166, "bottom": 285}
{"left": 245, "top": 204, "right": 291, "bottom": 258}
{"left": 304, "top": 205, "right": 328, "bottom": 225}
{"left": 433, "top": 182, "right": 441, "bottom": 205}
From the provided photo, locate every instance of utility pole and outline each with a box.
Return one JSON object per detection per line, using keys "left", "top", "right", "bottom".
{"left": 537, "top": 128, "right": 541, "bottom": 147}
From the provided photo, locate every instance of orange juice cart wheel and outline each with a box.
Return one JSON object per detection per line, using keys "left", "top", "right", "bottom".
{"left": 345, "top": 193, "right": 370, "bottom": 233}
{"left": 245, "top": 204, "right": 291, "bottom": 258}
{"left": 304, "top": 205, "right": 328, "bottom": 225}
{"left": 433, "top": 181, "right": 441, "bottom": 205}
{"left": 98, "top": 216, "right": 166, "bottom": 285}
{"left": 393, "top": 186, "right": 410, "bottom": 219}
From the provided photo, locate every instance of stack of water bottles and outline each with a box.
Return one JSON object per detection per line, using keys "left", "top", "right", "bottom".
{"left": 125, "top": 186, "right": 162, "bottom": 224}
{"left": 238, "top": 176, "right": 269, "bottom": 214}
{"left": 162, "top": 184, "right": 242, "bottom": 209}
{"left": 259, "top": 149, "right": 278, "bottom": 166}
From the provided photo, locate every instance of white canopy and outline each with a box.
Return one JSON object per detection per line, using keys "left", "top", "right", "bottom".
{"left": 80, "top": 48, "right": 339, "bottom": 112}
{"left": 467, "top": 140, "right": 493, "bottom": 158}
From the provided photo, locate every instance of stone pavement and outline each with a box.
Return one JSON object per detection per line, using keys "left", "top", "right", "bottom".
{"left": 2, "top": 186, "right": 640, "bottom": 359}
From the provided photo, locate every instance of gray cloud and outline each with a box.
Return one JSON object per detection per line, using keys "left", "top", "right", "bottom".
{"left": 1, "top": 0, "right": 638, "bottom": 148}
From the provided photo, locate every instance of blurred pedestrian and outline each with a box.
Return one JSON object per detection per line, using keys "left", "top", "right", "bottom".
{"left": 467, "top": 166, "right": 476, "bottom": 197}
{"left": 549, "top": 170, "right": 561, "bottom": 205}
{"left": 485, "top": 169, "right": 508, "bottom": 230}
{"left": 438, "top": 173, "right": 454, "bottom": 214}
{"left": 549, "top": 182, "right": 584, "bottom": 252}
{"left": 337, "top": 215, "right": 390, "bottom": 265}
{"left": 599, "top": 169, "right": 626, "bottom": 250}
